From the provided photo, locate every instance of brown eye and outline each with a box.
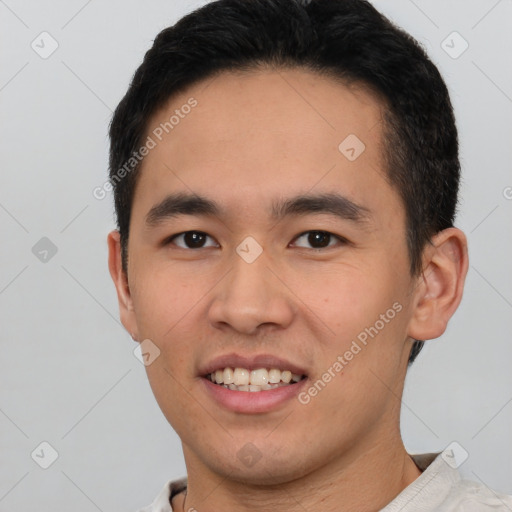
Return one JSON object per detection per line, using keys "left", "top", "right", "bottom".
{"left": 307, "top": 231, "right": 331, "bottom": 248}
{"left": 169, "top": 231, "right": 218, "bottom": 249}
{"left": 292, "top": 230, "right": 344, "bottom": 249}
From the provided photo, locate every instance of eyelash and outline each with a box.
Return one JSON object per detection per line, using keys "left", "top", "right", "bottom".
{"left": 165, "top": 230, "right": 348, "bottom": 250}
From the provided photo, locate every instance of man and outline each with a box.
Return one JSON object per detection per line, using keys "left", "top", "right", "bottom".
{"left": 107, "top": 0, "right": 512, "bottom": 510}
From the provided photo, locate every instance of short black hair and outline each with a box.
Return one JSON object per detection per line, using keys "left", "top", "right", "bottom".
{"left": 109, "top": 0, "right": 461, "bottom": 364}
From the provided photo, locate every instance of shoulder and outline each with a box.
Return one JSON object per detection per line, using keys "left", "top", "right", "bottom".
{"left": 440, "top": 478, "right": 512, "bottom": 511}
{"left": 383, "top": 453, "right": 512, "bottom": 511}
{"left": 136, "top": 477, "right": 188, "bottom": 512}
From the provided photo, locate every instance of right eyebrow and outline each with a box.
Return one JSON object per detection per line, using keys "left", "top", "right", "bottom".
{"left": 145, "top": 193, "right": 221, "bottom": 227}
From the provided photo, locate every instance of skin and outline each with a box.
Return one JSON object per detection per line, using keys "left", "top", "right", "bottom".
{"left": 108, "top": 68, "right": 468, "bottom": 512}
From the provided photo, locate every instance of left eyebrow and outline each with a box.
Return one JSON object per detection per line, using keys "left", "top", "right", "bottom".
{"left": 271, "top": 193, "right": 372, "bottom": 224}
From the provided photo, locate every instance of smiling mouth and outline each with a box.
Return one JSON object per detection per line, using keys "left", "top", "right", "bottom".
{"left": 205, "top": 367, "right": 306, "bottom": 392}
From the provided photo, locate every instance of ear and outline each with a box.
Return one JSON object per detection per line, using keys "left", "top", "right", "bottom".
{"left": 107, "top": 230, "right": 139, "bottom": 341}
{"left": 407, "top": 227, "right": 469, "bottom": 341}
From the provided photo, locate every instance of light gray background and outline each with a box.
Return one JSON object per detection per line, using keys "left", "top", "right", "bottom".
{"left": 1, "top": 0, "right": 511, "bottom": 510}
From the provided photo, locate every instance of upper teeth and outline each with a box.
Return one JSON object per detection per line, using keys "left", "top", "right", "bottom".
{"left": 208, "top": 367, "right": 303, "bottom": 386}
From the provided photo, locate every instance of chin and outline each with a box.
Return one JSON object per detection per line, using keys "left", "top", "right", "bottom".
{"left": 215, "top": 462, "right": 303, "bottom": 487}
{"left": 197, "top": 442, "right": 314, "bottom": 487}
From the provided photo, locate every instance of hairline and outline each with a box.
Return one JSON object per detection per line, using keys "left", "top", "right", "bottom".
{"left": 123, "top": 64, "right": 422, "bottom": 271}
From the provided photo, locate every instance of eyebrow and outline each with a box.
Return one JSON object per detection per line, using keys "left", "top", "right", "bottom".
{"left": 145, "top": 193, "right": 220, "bottom": 226}
{"left": 145, "top": 192, "right": 371, "bottom": 227}
{"left": 271, "top": 193, "right": 371, "bottom": 224}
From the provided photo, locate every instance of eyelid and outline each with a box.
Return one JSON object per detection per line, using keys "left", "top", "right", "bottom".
{"left": 162, "top": 229, "right": 348, "bottom": 250}
{"left": 165, "top": 231, "right": 219, "bottom": 249}
{"left": 290, "top": 230, "right": 349, "bottom": 249}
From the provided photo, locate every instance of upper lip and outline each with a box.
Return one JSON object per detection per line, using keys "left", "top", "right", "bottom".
{"left": 199, "top": 353, "right": 308, "bottom": 377}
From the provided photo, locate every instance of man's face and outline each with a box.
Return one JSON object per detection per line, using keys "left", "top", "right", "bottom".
{"left": 120, "top": 69, "right": 418, "bottom": 484}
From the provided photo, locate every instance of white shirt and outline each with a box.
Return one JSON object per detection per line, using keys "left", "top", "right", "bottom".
{"left": 138, "top": 452, "right": 512, "bottom": 511}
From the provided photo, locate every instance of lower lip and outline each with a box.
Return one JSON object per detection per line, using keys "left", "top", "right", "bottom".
{"left": 201, "top": 377, "right": 308, "bottom": 414}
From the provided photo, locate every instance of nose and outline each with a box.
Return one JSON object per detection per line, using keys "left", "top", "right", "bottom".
{"left": 207, "top": 251, "right": 295, "bottom": 335}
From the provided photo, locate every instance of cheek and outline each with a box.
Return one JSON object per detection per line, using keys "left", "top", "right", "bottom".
{"left": 303, "top": 265, "right": 410, "bottom": 404}
{"left": 129, "top": 269, "right": 210, "bottom": 408}
{"left": 144, "top": 360, "right": 209, "bottom": 443}
{"left": 130, "top": 263, "right": 213, "bottom": 339}
{"left": 298, "top": 266, "right": 400, "bottom": 342}
{"left": 134, "top": 271, "right": 208, "bottom": 429}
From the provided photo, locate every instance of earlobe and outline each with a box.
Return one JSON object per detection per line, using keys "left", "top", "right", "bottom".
{"left": 407, "top": 227, "right": 469, "bottom": 341}
{"left": 107, "top": 230, "right": 139, "bottom": 339}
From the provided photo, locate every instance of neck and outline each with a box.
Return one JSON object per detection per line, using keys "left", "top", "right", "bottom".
{"left": 176, "top": 433, "right": 422, "bottom": 512}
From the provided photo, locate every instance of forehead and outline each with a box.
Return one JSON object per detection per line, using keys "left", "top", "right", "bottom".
{"left": 133, "top": 68, "right": 400, "bottom": 222}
